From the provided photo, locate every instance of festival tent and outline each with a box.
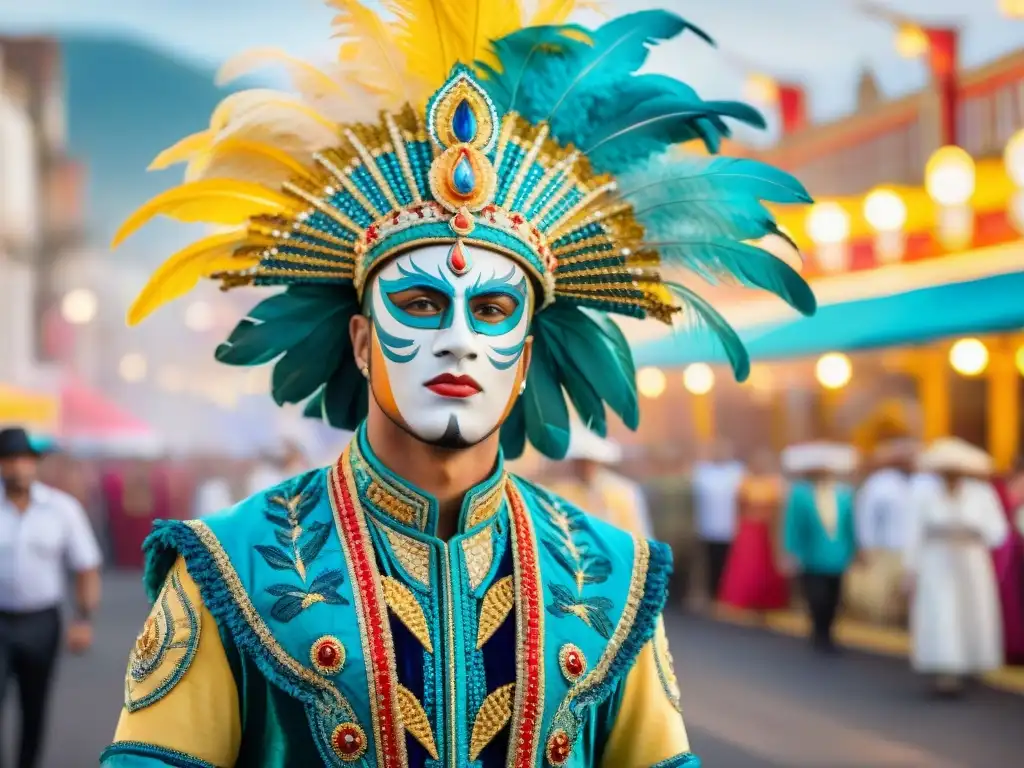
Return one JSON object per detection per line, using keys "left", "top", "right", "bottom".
{"left": 0, "top": 383, "right": 59, "bottom": 431}
{"left": 58, "top": 378, "right": 164, "bottom": 456}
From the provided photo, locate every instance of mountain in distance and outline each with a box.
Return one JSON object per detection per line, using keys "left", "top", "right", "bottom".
{"left": 60, "top": 35, "right": 232, "bottom": 257}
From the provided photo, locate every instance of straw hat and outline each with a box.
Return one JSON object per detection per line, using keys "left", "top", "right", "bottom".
{"left": 781, "top": 441, "right": 859, "bottom": 476}
{"left": 916, "top": 437, "right": 993, "bottom": 476}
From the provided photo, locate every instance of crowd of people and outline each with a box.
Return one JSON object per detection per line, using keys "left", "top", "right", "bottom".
{"left": 672, "top": 433, "right": 1022, "bottom": 696}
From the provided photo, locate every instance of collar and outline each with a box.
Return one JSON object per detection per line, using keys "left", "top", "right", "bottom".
{"left": 348, "top": 425, "right": 507, "bottom": 537}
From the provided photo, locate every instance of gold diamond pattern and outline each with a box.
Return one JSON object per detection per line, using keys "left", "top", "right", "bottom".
{"left": 476, "top": 576, "right": 514, "bottom": 649}
{"left": 461, "top": 526, "right": 494, "bottom": 591}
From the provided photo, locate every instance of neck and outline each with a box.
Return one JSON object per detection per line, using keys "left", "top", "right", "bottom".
{"left": 365, "top": 410, "right": 500, "bottom": 538}
{"left": 4, "top": 484, "right": 30, "bottom": 512}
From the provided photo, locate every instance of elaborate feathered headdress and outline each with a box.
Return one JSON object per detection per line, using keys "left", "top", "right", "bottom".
{"left": 114, "top": 0, "right": 815, "bottom": 459}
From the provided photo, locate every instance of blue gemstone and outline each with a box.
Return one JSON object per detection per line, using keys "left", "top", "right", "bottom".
{"left": 452, "top": 155, "right": 476, "bottom": 195}
{"left": 452, "top": 100, "right": 477, "bottom": 143}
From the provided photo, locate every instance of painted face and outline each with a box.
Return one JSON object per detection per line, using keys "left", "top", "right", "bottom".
{"left": 367, "top": 243, "right": 532, "bottom": 447}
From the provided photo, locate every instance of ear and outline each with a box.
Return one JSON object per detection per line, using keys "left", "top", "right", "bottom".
{"left": 350, "top": 313, "right": 372, "bottom": 372}
{"left": 520, "top": 335, "right": 534, "bottom": 375}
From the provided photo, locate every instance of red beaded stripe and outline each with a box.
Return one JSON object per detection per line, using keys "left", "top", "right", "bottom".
{"left": 507, "top": 485, "right": 544, "bottom": 768}
{"left": 330, "top": 456, "right": 404, "bottom": 768}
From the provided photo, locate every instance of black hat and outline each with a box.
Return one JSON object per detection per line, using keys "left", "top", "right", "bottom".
{"left": 0, "top": 428, "right": 42, "bottom": 459}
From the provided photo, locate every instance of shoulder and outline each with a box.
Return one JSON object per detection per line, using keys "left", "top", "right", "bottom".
{"left": 141, "top": 467, "right": 330, "bottom": 600}
{"left": 33, "top": 483, "right": 84, "bottom": 514}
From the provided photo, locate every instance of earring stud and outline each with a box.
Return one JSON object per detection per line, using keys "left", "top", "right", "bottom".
{"left": 361, "top": 364, "right": 369, "bottom": 378}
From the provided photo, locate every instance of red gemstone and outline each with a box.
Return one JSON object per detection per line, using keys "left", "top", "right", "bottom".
{"left": 333, "top": 723, "right": 365, "bottom": 756}
{"left": 318, "top": 644, "right": 337, "bottom": 666}
{"left": 565, "top": 651, "right": 584, "bottom": 676}
{"left": 448, "top": 241, "right": 468, "bottom": 274}
{"left": 453, "top": 210, "right": 471, "bottom": 231}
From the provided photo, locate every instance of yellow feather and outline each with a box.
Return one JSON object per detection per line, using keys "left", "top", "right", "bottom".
{"left": 126, "top": 231, "right": 257, "bottom": 325}
{"left": 148, "top": 130, "right": 213, "bottom": 171}
{"left": 185, "top": 137, "right": 314, "bottom": 185}
{"left": 329, "top": 0, "right": 411, "bottom": 102}
{"left": 112, "top": 180, "right": 295, "bottom": 248}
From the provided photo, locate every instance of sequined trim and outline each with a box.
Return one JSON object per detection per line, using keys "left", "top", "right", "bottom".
{"left": 379, "top": 526, "right": 431, "bottom": 587}
{"left": 367, "top": 479, "right": 422, "bottom": 528}
{"left": 506, "top": 482, "right": 545, "bottom": 768}
{"left": 469, "top": 682, "right": 515, "bottom": 760}
{"left": 381, "top": 576, "right": 434, "bottom": 653}
{"left": 652, "top": 753, "right": 702, "bottom": 768}
{"left": 125, "top": 568, "right": 201, "bottom": 712}
{"left": 653, "top": 620, "right": 683, "bottom": 713}
{"left": 476, "top": 576, "right": 515, "bottom": 649}
{"left": 181, "top": 520, "right": 355, "bottom": 713}
{"left": 329, "top": 450, "right": 408, "bottom": 768}
{"left": 462, "top": 526, "right": 494, "bottom": 591}
{"left": 100, "top": 742, "right": 216, "bottom": 768}
{"left": 398, "top": 685, "right": 439, "bottom": 759}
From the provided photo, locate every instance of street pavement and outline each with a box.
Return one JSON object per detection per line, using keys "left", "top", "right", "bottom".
{"left": 3, "top": 571, "right": 1023, "bottom": 767}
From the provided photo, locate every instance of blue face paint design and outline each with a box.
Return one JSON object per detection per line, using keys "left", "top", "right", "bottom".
{"left": 377, "top": 260, "right": 457, "bottom": 330}
{"left": 372, "top": 314, "right": 419, "bottom": 363}
{"left": 488, "top": 339, "right": 528, "bottom": 370}
{"left": 465, "top": 266, "right": 529, "bottom": 338}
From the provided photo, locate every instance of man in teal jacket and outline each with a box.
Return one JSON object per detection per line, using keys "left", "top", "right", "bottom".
{"left": 782, "top": 443, "right": 859, "bottom": 653}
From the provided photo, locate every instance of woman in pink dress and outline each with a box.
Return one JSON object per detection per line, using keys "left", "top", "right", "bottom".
{"left": 995, "top": 472, "right": 1024, "bottom": 664}
{"left": 719, "top": 452, "right": 790, "bottom": 611}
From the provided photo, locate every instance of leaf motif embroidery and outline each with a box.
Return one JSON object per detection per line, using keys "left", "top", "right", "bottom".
{"left": 547, "top": 586, "right": 614, "bottom": 639}
{"left": 398, "top": 685, "right": 438, "bottom": 760}
{"left": 477, "top": 576, "right": 515, "bottom": 648}
{"left": 381, "top": 576, "right": 434, "bottom": 653}
{"left": 255, "top": 544, "right": 293, "bottom": 571}
{"left": 299, "top": 521, "right": 331, "bottom": 564}
{"left": 469, "top": 683, "right": 515, "bottom": 760}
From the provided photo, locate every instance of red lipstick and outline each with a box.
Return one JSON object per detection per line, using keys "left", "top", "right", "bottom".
{"left": 425, "top": 373, "right": 482, "bottom": 399}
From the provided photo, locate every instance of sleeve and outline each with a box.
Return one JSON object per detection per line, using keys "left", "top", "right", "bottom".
{"left": 853, "top": 477, "right": 877, "bottom": 550}
{"left": 969, "top": 481, "right": 1009, "bottom": 548}
{"left": 62, "top": 496, "right": 103, "bottom": 572}
{"left": 903, "top": 481, "right": 929, "bottom": 574}
{"left": 782, "top": 488, "right": 803, "bottom": 565}
{"left": 600, "top": 618, "right": 696, "bottom": 768}
{"left": 101, "top": 556, "right": 242, "bottom": 768}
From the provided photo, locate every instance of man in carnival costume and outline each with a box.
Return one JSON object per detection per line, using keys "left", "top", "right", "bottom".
{"left": 101, "top": 1, "right": 814, "bottom": 765}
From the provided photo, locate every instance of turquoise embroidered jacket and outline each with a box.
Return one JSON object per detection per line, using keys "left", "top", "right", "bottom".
{"left": 102, "top": 427, "right": 697, "bottom": 767}
{"left": 783, "top": 481, "right": 858, "bottom": 575}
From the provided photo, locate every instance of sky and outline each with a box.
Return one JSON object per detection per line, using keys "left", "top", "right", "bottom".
{"left": 1, "top": 0, "right": 1022, "bottom": 126}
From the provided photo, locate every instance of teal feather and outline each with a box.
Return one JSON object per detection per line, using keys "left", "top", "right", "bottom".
{"left": 500, "top": 399, "right": 527, "bottom": 459}
{"left": 321, "top": 358, "right": 368, "bottom": 430}
{"left": 271, "top": 317, "right": 351, "bottom": 405}
{"left": 522, "top": 333, "right": 570, "bottom": 459}
{"left": 534, "top": 304, "right": 639, "bottom": 431}
{"left": 476, "top": 24, "right": 593, "bottom": 114}
{"left": 665, "top": 281, "right": 750, "bottom": 381}
{"left": 583, "top": 309, "right": 637, "bottom": 387}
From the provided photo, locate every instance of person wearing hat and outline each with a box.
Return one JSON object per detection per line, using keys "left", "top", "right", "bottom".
{"left": 781, "top": 441, "right": 860, "bottom": 653}
{"left": 848, "top": 437, "right": 919, "bottom": 627}
{"left": 0, "top": 426, "right": 103, "bottom": 768}
{"left": 545, "top": 419, "right": 653, "bottom": 539}
{"left": 905, "top": 437, "right": 1008, "bottom": 695}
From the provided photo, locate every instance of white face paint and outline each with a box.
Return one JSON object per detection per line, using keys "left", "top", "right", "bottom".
{"left": 367, "top": 243, "right": 532, "bottom": 447}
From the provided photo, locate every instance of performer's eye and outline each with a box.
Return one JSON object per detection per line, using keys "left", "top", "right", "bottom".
{"left": 391, "top": 289, "right": 448, "bottom": 316}
{"left": 471, "top": 294, "right": 517, "bottom": 323}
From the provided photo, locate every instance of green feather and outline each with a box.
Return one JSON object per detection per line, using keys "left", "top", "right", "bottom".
{"left": 500, "top": 399, "right": 527, "bottom": 459}
{"left": 522, "top": 333, "right": 570, "bottom": 459}
{"left": 665, "top": 281, "right": 750, "bottom": 381}
{"left": 321, "top": 359, "right": 368, "bottom": 431}
{"left": 270, "top": 318, "right": 352, "bottom": 405}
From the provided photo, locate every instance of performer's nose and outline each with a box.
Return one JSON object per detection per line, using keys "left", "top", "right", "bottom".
{"left": 432, "top": 312, "right": 478, "bottom": 362}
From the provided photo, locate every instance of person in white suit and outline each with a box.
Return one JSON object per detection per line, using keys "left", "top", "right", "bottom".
{"left": 906, "top": 438, "right": 1009, "bottom": 695}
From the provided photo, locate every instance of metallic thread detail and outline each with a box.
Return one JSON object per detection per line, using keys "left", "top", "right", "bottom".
{"left": 476, "top": 575, "right": 515, "bottom": 649}
{"left": 653, "top": 621, "right": 683, "bottom": 713}
{"left": 367, "top": 480, "right": 420, "bottom": 527}
{"left": 469, "top": 683, "right": 516, "bottom": 760}
{"left": 385, "top": 112, "right": 422, "bottom": 203}
{"left": 380, "top": 527, "right": 431, "bottom": 588}
{"left": 502, "top": 124, "right": 550, "bottom": 210}
{"left": 124, "top": 568, "right": 201, "bottom": 712}
{"left": 100, "top": 742, "right": 216, "bottom": 768}
{"left": 181, "top": 520, "right": 356, "bottom": 715}
{"left": 310, "top": 635, "right": 346, "bottom": 676}
{"left": 329, "top": 452, "right": 408, "bottom": 768}
{"left": 506, "top": 483, "right": 545, "bottom": 768}
{"left": 281, "top": 181, "right": 362, "bottom": 235}
{"left": 380, "top": 576, "right": 434, "bottom": 653}
{"left": 398, "top": 685, "right": 439, "bottom": 760}
{"left": 461, "top": 526, "right": 494, "bottom": 591}
{"left": 345, "top": 128, "right": 400, "bottom": 211}
{"left": 557, "top": 643, "right": 587, "bottom": 683}
{"left": 330, "top": 722, "right": 369, "bottom": 762}
{"left": 466, "top": 475, "right": 506, "bottom": 529}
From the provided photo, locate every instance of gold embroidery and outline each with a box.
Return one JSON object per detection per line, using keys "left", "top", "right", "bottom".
{"left": 183, "top": 521, "right": 355, "bottom": 716}
{"left": 398, "top": 685, "right": 439, "bottom": 759}
{"left": 310, "top": 635, "right": 346, "bottom": 676}
{"left": 461, "top": 526, "right": 494, "bottom": 590}
{"left": 476, "top": 575, "right": 514, "bottom": 648}
{"left": 557, "top": 644, "right": 587, "bottom": 682}
{"left": 380, "top": 526, "right": 431, "bottom": 587}
{"left": 467, "top": 474, "right": 506, "bottom": 528}
{"left": 124, "top": 568, "right": 201, "bottom": 712}
{"left": 653, "top": 620, "right": 682, "bottom": 713}
{"left": 367, "top": 480, "right": 419, "bottom": 527}
{"left": 380, "top": 576, "right": 434, "bottom": 653}
{"left": 469, "top": 683, "right": 515, "bottom": 760}
{"left": 329, "top": 722, "right": 368, "bottom": 761}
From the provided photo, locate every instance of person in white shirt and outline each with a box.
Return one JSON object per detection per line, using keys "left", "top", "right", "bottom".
{"left": 545, "top": 421, "right": 653, "bottom": 538}
{"left": 691, "top": 440, "right": 745, "bottom": 604}
{"left": 0, "top": 427, "right": 103, "bottom": 768}
{"left": 244, "top": 440, "right": 310, "bottom": 498}
{"left": 848, "top": 439, "right": 918, "bottom": 626}
{"left": 905, "top": 438, "right": 1008, "bottom": 696}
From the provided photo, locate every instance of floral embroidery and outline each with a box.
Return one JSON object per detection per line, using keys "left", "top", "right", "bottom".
{"left": 256, "top": 486, "right": 349, "bottom": 622}
{"left": 539, "top": 497, "right": 615, "bottom": 638}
